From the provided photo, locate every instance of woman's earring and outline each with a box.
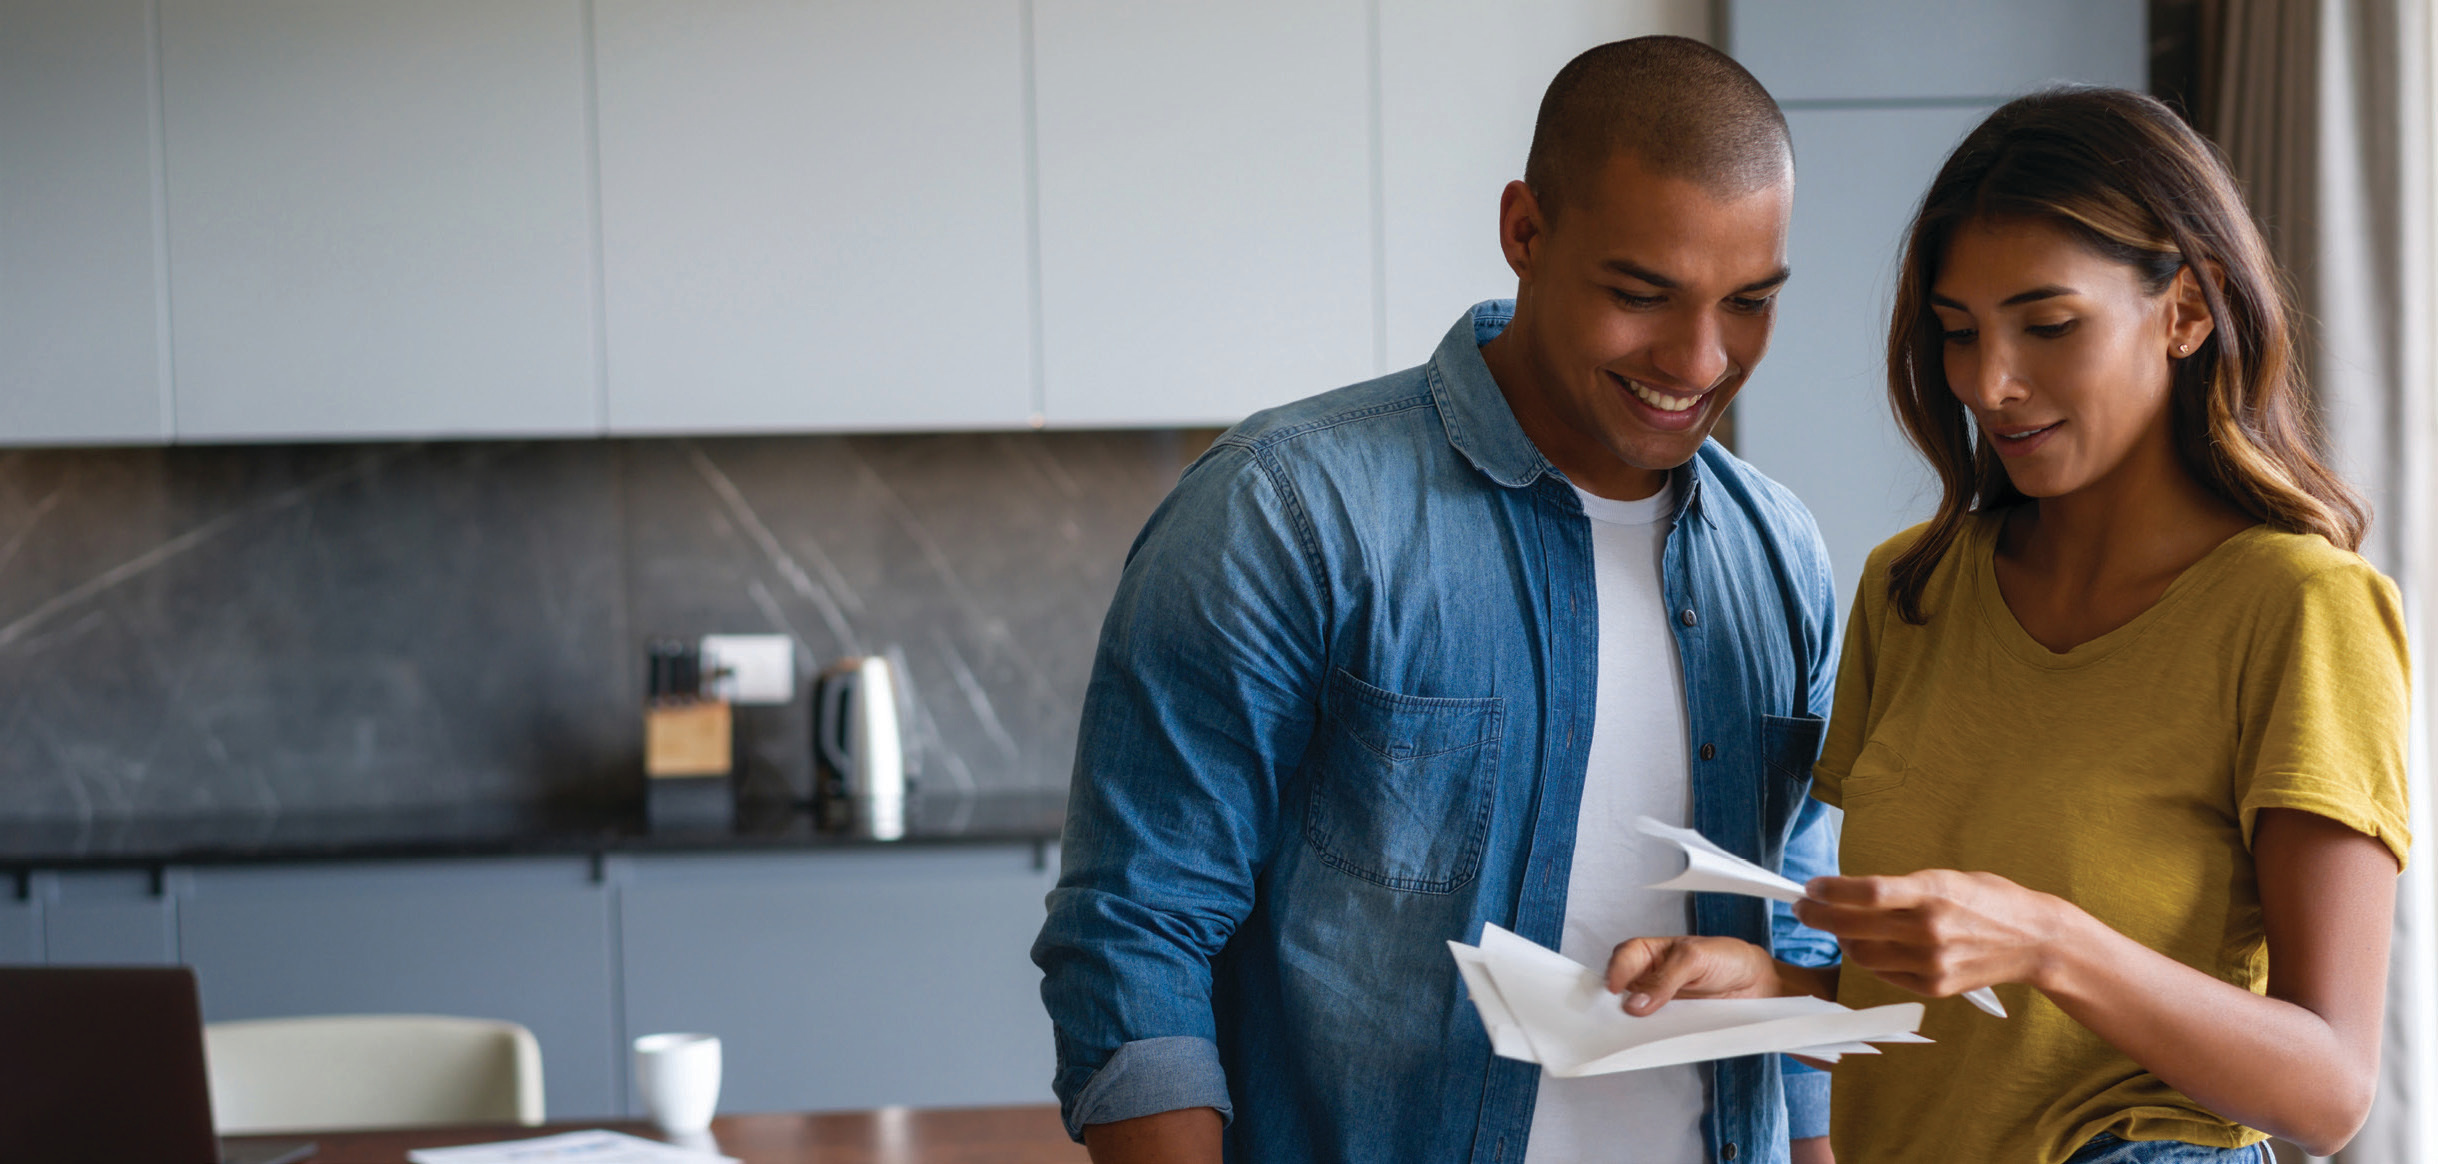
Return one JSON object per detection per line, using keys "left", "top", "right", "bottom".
{"left": 2176, "top": 342, "right": 2191, "bottom": 356}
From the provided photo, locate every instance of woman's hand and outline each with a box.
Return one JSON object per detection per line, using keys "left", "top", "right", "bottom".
{"left": 1793, "top": 869, "right": 2067, "bottom": 998}
{"left": 1604, "top": 935, "right": 1828, "bottom": 1015}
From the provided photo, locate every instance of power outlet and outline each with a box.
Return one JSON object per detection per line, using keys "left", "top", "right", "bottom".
{"left": 699, "top": 634, "right": 797, "bottom": 705}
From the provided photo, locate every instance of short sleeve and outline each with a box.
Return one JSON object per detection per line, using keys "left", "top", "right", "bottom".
{"left": 2235, "top": 562, "right": 2412, "bottom": 869}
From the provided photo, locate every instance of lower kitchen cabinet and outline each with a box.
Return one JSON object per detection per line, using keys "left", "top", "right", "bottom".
{"left": 178, "top": 859, "right": 620, "bottom": 1121}
{"left": 615, "top": 847, "right": 1060, "bottom": 1115}
{"left": 44, "top": 869, "right": 177, "bottom": 964}
{"left": 5, "top": 845, "right": 1059, "bottom": 1119}
{"left": 0, "top": 892, "right": 42, "bottom": 964}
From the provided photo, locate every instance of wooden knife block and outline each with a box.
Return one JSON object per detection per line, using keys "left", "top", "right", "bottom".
{"left": 644, "top": 698, "right": 732, "bottom": 778}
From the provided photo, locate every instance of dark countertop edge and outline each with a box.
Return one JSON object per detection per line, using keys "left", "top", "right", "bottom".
{"left": 0, "top": 827, "right": 1065, "bottom": 873}
{"left": 0, "top": 794, "right": 1070, "bottom": 872}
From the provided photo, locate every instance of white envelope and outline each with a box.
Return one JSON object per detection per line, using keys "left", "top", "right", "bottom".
{"left": 1448, "top": 924, "right": 1927, "bottom": 1078}
{"left": 1636, "top": 816, "right": 2009, "bottom": 1019}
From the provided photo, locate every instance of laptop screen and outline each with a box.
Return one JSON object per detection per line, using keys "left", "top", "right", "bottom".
{"left": 0, "top": 966, "right": 223, "bottom": 1164}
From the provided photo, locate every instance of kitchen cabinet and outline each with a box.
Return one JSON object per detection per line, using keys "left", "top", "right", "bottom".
{"left": 178, "top": 858, "right": 621, "bottom": 1121}
{"left": 1376, "top": 0, "right": 1704, "bottom": 366}
{"left": 1724, "top": 0, "right": 2146, "bottom": 102}
{"left": 0, "top": 894, "right": 43, "bottom": 964}
{"left": 615, "top": 847, "right": 1058, "bottom": 1115}
{"left": 0, "top": 0, "right": 170, "bottom": 445}
{"left": 42, "top": 870, "right": 178, "bottom": 964}
{"left": 0, "top": 841, "right": 1060, "bottom": 1119}
{"left": 593, "top": 0, "right": 1035, "bottom": 434}
{"left": 1032, "top": 0, "right": 1378, "bottom": 426}
{"left": 7, "top": 3, "right": 1872, "bottom": 444}
{"left": 158, "top": 0, "right": 601, "bottom": 441}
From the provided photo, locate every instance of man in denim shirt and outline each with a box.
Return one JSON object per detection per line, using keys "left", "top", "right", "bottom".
{"left": 1036, "top": 38, "right": 1841, "bottom": 1164}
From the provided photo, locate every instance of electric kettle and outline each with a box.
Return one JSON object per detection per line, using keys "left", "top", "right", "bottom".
{"left": 815, "top": 655, "right": 907, "bottom": 839}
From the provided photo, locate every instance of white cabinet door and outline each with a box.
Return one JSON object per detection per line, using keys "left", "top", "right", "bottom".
{"left": 0, "top": 0, "right": 168, "bottom": 445}
{"left": 1034, "top": 0, "right": 1376, "bottom": 427}
{"left": 1377, "top": 0, "right": 1706, "bottom": 367}
{"left": 159, "top": 0, "right": 600, "bottom": 441}
{"left": 594, "top": 1, "right": 1034, "bottom": 434}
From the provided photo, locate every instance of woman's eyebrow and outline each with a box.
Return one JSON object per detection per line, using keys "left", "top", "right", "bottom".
{"left": 2000, "top": 284, "right": 2075, "bottom": 307}
{"left": 1929, "top": 285, "right": 2077, "bottom": 310}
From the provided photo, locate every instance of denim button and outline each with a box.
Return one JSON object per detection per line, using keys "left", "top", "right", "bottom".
{"left": 1679, "top": 608, "right": 1697, "bottom": 627}
{"left": 1699, "top": 743, "right": 1716, "bottom": 761}
{"left": 1723, "top": 1144, "right": 1738, "bottom": 1161}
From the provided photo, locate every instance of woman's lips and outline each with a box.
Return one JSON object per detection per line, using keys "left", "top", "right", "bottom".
{"left": 1990, "top": 420, "right": 2062, "bottom": 458}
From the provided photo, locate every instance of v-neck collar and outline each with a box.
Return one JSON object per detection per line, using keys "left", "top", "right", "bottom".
{"left": 1968, "top": 510, "right": 2268, "bottom": 669}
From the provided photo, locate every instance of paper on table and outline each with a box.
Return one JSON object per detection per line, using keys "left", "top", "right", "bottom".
{"left": 405, "top": 1130, "right": 737, "bottom": 1164}
{"left": 1635, "top": 816, "right": 2010, "bottom": 1019}
{"left": 1448, "top": 924, "right": 1927, "bottom": 1076}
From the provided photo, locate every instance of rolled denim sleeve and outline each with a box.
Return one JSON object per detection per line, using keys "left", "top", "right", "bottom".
{"left": 1782, "top": 1066, "right": 1833, "bottom": 1140}
{"left": 1771, "top": 794, "right": 1842, "bottom": 968}
{"left": 1032, "top": 442, "right": 1326, "bottom": 1142}
{"left": 1775, "top": 793, "right": 1842, "bottom": 1139}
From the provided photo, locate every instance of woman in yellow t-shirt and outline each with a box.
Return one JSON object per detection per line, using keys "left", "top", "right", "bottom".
{"left": 1606, "top": 88, "right": 2409, "bottom": 1164}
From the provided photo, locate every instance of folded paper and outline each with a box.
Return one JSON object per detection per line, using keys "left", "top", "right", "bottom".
{"left": 1449, "top": 924, "right": 1927, "bottom": 1076}
{"left": 1636, "top": 816, "right": 2009, "bottom": 1019}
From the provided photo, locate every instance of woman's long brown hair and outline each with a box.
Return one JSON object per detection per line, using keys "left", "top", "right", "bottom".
{"left": 1883, "top": 87, "right": 2367, "bottom": 623}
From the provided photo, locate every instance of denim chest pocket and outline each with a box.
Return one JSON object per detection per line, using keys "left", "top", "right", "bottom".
{"left": 1303, "top": 667, "right": 1504, "bottom": 894}
{"left": 1759, "top": 713, "right": 1827, "bottom": 867}
{"left": 1759, "top": 713, "right": 1827, "bottom": 785}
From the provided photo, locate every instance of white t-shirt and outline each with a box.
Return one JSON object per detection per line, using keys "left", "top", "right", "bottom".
{"left": 1525, "top": 482, "right": 1704, "bottom": 1164}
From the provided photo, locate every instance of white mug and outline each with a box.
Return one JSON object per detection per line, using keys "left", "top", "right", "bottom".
{"left": 632, "top": 1032, "right": 722, "bottom": 1134}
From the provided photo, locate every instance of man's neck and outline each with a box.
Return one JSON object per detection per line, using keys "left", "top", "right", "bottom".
{"left": 1479, "top": 324, "right": 1670, "bottom": 502}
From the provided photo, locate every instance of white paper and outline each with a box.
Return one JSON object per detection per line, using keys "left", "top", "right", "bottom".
{"left": 1636, "top": 816, "right": 1807, "bottom": 902}
{"left": 406, "top": 1131, "right": 737, "bottom": 1164}
{"left": 1449, "top": 924, "right": 1927, "bottom": 1078}
{"left": 1635, "top": 816, "right": 2010, "bottom": 1019}
{"left": 1447, "top": 941, "right": 1538, "bottom": 1061}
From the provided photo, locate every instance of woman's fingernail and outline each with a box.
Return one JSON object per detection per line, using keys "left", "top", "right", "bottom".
{"left": 1626, "top": 993, "right": 1652, "bottom": 1011}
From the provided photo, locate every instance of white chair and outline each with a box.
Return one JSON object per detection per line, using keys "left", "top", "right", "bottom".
{"left": 204, "top": 1014, "right": 546, "bottom": 1134}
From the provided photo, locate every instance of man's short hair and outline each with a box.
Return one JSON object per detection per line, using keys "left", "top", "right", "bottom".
{"left": 1523, "top": 36, "right": 1792, "bottom": 217}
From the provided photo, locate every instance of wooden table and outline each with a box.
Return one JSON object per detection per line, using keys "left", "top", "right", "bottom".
{"left": 224, "top": 1105, "right": 1090, "bottom": 1164}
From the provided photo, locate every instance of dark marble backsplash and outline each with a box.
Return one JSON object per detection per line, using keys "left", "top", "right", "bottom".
{"left": 0, "top": 432, "right": 1194, "bottom": 820}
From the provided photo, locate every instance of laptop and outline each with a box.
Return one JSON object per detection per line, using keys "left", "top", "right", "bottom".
{"left": 0, "top": 966, "right": 315, "bottom": 1164}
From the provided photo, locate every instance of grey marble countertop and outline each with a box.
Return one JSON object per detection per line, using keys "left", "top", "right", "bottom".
{"left": 0, "top": 790, "right": 1067, "bottom": 871}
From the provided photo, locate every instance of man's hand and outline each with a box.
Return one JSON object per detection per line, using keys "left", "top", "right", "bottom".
{"left": 1082, "top": 1107, "right": 1223, "bottom": 1164}
{"left": 1606, "top": 935, "right": 1816, "bottom": 1015}
{"left": 1791, "top": 1135, "right": 1836, "bottom": 1164}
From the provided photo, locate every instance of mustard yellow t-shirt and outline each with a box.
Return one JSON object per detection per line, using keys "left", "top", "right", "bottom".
{"left": 1813, "top": 513, "right": 2410, "bottom": 1164}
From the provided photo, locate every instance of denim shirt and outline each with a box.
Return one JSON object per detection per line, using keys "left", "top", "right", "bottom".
{"left": 1035, "top": 302, "right": 1843, "bottom": 1163}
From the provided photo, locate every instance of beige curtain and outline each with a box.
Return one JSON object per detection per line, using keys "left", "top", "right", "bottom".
{"left": 2196, "top": 2, "right": 2438, "bottom": 1163}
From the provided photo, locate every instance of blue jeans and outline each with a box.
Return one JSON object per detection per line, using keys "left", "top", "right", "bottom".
{"left": 2067, "top": 1133, "right": 2274, "bottom": 1163}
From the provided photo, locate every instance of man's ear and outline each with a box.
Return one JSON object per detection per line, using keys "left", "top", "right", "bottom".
{"left": 1499, "top": 180, "right": 1547, "bottom": 282}
{"left": 2166, "top": 261, "right": 2218, "bottom": 358}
